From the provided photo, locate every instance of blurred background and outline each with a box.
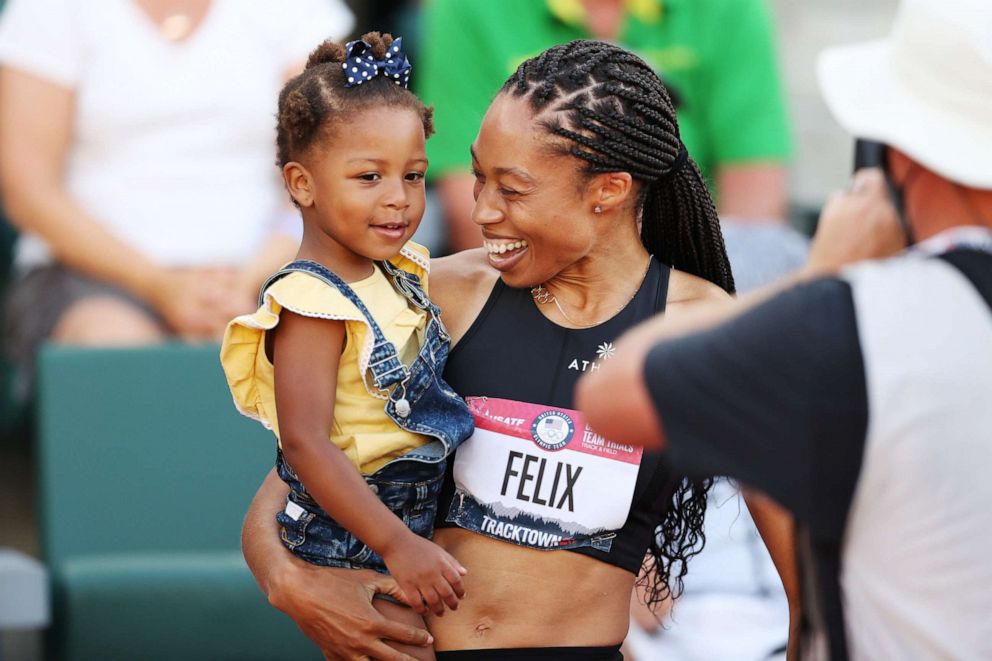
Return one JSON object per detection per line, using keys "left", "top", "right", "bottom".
{"left": 0, "top": 1, "right": 896, "bottom": 659}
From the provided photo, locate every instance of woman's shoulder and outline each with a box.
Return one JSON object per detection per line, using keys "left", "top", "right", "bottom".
{"left": 431, "top": 248, "right": 499, "bottom": 298}
{"left": 666, "top": 269, "right": 732, "bottom": 309}
{"left": 429, "top": 248, "right": 500, "bottom": 342}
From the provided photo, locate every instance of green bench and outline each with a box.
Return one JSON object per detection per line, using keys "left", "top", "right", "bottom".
{"left": 37, "top": 344, "right": 322, "bottom": 661}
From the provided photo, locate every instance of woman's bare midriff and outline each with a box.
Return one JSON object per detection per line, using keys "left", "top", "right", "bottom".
{"left": 429, "top": 528, "right": 636, "bottom": 651}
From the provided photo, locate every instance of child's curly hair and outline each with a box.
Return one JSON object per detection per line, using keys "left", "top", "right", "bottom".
{"left": 276, "top": 32, "right": 435, "bottom": 167}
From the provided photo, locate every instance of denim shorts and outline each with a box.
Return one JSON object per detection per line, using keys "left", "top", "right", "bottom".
{"left": 276, "top": 451, "right": 446, "bottom": 573}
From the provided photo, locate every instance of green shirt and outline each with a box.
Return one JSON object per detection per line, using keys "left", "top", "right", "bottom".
{"left": 417, "top": 0, "right": 792, "bottom": 188}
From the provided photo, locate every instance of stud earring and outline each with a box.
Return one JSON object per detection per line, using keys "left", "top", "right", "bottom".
{"left": 593, "top": 205, "right": 602, "bottom": 214}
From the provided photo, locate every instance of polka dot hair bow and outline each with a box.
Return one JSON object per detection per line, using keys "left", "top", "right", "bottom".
{"left": 341, "top": 37, "right": 412, "bottom": 88}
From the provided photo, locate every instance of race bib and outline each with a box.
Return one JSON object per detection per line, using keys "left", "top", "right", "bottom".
{"left": 446, "top": 397, "right": 643, "bottom": 551}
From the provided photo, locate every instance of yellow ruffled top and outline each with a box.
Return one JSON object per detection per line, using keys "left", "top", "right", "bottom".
{"left": 220, "top": 242, "right": 432, "bottom": 474}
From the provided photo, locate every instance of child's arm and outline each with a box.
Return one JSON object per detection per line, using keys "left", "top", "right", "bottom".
{"left": 273, "top": 310, "right": 466, "bottom": 616}
{"left": 241, "top": 468, "right": 433, "bottom": 658}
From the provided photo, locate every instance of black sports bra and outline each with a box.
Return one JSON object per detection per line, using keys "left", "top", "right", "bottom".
{"left": 438, "top": 258, "right": 680, "bottom": 573}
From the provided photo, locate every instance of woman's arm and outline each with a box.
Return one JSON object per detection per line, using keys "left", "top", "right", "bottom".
{"left": 0, "top": 68, "right": 241, "bottom": 338}
{"left": 242, "top": 468, "right": 433, "bottom": 660}
{"left": 744, "top": 488, "right": 801, "bottom": 661}
{"left": 0, "top": 69, "right": 154, "bottom": 299}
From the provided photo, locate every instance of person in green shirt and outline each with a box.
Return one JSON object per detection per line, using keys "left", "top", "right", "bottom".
{"left": 418, "top": 0, "right": 793, "bottom": 251}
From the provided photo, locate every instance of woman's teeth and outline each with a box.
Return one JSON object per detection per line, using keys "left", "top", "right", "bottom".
{"left": 484, "top": 239, "right": 528, "bottom": 255}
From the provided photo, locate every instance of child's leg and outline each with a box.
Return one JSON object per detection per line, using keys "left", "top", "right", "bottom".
{"left": 373, "top": 597, "right": 436, "bottom": 661}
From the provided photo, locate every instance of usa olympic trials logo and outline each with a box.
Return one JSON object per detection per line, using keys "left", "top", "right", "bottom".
{"left": 531, "top": 411, "right": 575, "bottom": 451}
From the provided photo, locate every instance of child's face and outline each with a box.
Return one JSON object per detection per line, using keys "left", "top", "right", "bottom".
{"left": 292, "top": 106, "right": 427, "bottom": 271}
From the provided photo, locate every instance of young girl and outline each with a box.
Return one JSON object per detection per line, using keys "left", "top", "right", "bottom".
{"left": 220, "top": 33, "right": 473, "bottom": 654}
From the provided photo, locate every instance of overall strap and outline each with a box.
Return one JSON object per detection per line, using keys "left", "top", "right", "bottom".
{"left": 379, "top": 259, "right": 432, "bottom": 311}
{"left": 379, "top": 259, "right": 449, "bottom": 340}
{"left": 258, "top": 260, "right": 408, "bottom": 390}
{"left": 939, "top": 249, "right": 992, "bottom": 314}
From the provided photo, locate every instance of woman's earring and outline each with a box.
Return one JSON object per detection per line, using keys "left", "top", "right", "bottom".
{"left": 593, "top": 205, "right": 602, "bottom": 214}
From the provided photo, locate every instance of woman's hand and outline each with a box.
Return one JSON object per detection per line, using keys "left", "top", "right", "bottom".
{"left": 381, "top": 533, "right": 468, "bottom": 617}
{"left": 267, "top": 561, "right": 434, "bottom": 661}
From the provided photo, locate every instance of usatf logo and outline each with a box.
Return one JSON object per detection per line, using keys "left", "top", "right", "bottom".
{"left": 531, "top": 411, "right": 575, "bottom": 451}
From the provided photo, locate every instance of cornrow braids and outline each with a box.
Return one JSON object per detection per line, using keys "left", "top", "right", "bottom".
{"left": 502, "top": 39, "right": 735, "bottom": 295}
{"left": 501, "top": 40, "right": 730, "bottom": 611}
{"left": 275, "top": 32, "right": 434, "bottom": 170}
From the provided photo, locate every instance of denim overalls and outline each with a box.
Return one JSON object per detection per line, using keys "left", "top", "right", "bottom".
{"left": 260, "top": 259, "right": 474, "bottom": 572}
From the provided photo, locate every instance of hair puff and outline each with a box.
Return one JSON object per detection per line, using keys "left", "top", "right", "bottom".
{"left": 305, "top": 41, "right": 346, "bottom": 70}
{"left": 359, "top": 31, "right": 395, "bottom": 60}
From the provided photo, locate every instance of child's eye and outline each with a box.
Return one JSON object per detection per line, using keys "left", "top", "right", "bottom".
{"left": 358, "top": 173, "right": 381, "bottom": 182}
{"left": 405, "top": 171, "right": 425, "bottom": 182}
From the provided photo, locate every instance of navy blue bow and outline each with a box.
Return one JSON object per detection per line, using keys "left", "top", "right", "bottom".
{"left": 341, "top": 37, "right": 412, "bottom": 89}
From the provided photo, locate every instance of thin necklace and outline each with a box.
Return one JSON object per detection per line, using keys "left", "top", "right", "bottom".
{"left": 531, "top": 256, "right": 652, "bottom": 329}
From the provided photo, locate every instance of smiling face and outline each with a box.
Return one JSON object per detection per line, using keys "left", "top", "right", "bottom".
{"left": 471, "top": 94, "right": 603, "bottom": 288}
{"left": 285, "top": 106, "right": 427, "bottom": 279}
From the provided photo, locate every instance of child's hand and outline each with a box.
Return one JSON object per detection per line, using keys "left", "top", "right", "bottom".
{"left": 381, "top": 533, "right": 467, "bottom": 616}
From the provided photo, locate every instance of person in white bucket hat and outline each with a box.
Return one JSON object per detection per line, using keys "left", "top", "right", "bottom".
{"left": 579, "top": 0, "right": 992, "bottom": 659}
{"left": 819, "top": 0, "right": 992, "bottom": 190}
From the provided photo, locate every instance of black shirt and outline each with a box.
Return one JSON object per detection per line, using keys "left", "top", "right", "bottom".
{"left": 645, "top": 277, "right": 869, "bottom": 538}
{"left": 645, "top": 277, "right": 868, "bottom": 658}
{"left": 643, "top": 252, "right": 992, "bottom": 659}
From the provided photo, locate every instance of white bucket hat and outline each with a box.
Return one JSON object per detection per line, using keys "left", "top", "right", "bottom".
{"left": 817, "top": 0, "right": 992, "bottom": 188}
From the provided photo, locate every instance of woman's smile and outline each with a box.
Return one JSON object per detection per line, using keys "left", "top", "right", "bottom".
{"left": 483, "top": 238, "right": 530, "bottom": 270}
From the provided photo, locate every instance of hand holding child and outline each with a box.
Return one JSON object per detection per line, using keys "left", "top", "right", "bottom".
{"left": 381, "top": 532, "right": 467, "bottom": 616}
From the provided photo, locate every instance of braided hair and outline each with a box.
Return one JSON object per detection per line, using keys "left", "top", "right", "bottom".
{"left": 502, "top": 39, "right": 735, "bottom": 295}
{"left": 502, "top": 40, "right": 728, "bottom": 609}
{"left": 275, "top": 32, "right": 434, "bottom": 171}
